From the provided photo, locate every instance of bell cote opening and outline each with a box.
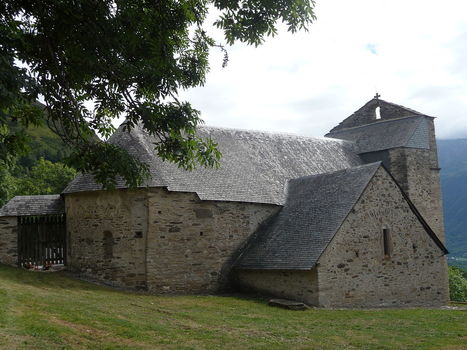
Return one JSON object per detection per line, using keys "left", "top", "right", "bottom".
{"left": 375, "top": 106, "right": 381, "bottom": 120}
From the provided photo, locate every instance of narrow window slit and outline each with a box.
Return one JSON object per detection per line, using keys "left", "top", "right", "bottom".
{"left": 383, "top": 228, "right": 391, "bottom": 257}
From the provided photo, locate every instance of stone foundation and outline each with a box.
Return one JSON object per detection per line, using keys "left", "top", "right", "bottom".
{"left": 236, "top": 269, "right": 318, "bottom": 305}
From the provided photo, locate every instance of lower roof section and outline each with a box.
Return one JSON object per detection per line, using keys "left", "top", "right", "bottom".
{"left": 234, "top": 162, "right": 382, "bottom": 270}
{"left": 326, "top": 116, "right": 430, "bottom": 154}
{"left": 0, "top": 195, "right": 64, "bottom": 217}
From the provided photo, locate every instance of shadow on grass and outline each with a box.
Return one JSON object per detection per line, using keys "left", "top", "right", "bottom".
{"left": 0, "top": 263, "right": 125, "bottom": 295}
{"left": 0, "top": 263, "right": 273, "bottom": 306}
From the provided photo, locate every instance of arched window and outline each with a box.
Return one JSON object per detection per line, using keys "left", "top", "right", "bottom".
{"left": 375, "top": 106, "right": 381, "bottom": 120}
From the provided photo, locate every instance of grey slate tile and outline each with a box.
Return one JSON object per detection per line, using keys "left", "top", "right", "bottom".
{"left": 63, "top": 125, "right": 363, "bottom": 205}
{"left": 234, "top": 162, "right": 381, "bottom": 270}
{"left": 0, "top": 195, "right": 64, "bottom": 217}
{"left": 326, "top": 116, "right": 430, "bottom": 154}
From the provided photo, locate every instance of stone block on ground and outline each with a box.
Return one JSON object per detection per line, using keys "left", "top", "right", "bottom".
{"left": 268, "top": 298, "right": 310, "bottom": 310}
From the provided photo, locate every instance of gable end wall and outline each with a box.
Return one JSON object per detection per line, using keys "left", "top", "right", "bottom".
{"left": 317, "top": 167, "right": 448, "bottom": 308}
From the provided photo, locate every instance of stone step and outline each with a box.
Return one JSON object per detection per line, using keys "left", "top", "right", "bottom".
{"left": 268, "top": 298, "right": 310, "bottom": 310}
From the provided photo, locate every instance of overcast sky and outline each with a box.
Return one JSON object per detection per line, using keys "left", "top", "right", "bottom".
{"left": 178, "top": 0, "right": 467, "bottom": 140}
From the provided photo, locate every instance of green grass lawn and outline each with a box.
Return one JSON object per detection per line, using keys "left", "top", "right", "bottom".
{"left": 0, "top": 264, "right": 466, "bottom": 350}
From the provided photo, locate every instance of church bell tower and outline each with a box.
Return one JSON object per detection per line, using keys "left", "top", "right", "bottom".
{"left": 326, "top": 96, "right": 445, "bottom": 242}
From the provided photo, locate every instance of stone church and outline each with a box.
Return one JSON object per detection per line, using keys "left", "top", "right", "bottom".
{"left": 0, "top": 97, "right": 449, "bottom": 307}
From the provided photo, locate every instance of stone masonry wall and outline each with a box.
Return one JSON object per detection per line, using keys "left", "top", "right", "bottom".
{"left": 236, "top": 269, "right": 319, "bottom": 305}
{"left": 388, "top": 118, "right": 445, "bottom": 241}
{"left": 146, "top": 188, "right": 279, "bottom": 294}
{"left": 0, "top": 217, "right": 17, "bottom": 266}
{"left": 65, "top": 190, "right": 148, "bottom": 289}
{"left": 330, "top": 99, "right": 422, "bottom": 132}
{"left": 317, "top": 167, "right": 449, "bottom": 308}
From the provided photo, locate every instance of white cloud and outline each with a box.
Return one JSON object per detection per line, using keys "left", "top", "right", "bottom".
{"left": 178, "top": 0, "right": 467, "bottom": 139}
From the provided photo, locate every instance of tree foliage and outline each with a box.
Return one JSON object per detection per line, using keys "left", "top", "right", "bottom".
{"left": 448, "top": 266, "right": 467, "bottom": 302}
{"left": 0, "top": 121, "right": 76, "bottom": 206}
{"left": 0, "top": 157, "right": 76, "bottom": 206}
{"left": 0, "top": 164, "right": 16, "bottom": 207}
{"left": 0, "top": 0, "right": 316, "bottom": 188}
{"left": 14, "top": 158, "right": 76, "bottom": 196}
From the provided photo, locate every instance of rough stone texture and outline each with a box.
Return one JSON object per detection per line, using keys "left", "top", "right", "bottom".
{"left": 235, "top": 168, "right": 448, "bottom": 308}
{"left": 317, "top": 167, "right": 448, "bottom": 308}
{"left": 386, "top": 118, "right": 445, "bottom": 242}
{"left": 329, "top": 98, "right": 428, "bottom": 133}
{"left": 65, "top": 190, "right": 148, "bottom": 289}
{"left": 0, "top": 217, "right": 17, "bottom": 266}
{"left": 64, "top": 188, "right": 278, "bottom": 293}
{"left": 340, "top": 116, "right": 445, "bottom": 243}
{"left": 146, "top": 188, "right": 279, "bottom": 293}
{"left": 236, "top": 270, "right": 318, "bottom": 305}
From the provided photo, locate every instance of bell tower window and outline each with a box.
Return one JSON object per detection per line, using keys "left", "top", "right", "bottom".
{"left": 375, "top": 106, "right": 381, "bottom": 120}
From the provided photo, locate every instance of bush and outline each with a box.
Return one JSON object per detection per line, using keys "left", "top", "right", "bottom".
{"left": 448, "top": 266, "right": 467, "bottom": 302}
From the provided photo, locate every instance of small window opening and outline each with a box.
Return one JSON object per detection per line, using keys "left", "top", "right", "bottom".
{"left": 383, "top": 228, "right": 391, "bottom": 257}
{"left": 199, "top": 231, "right": 204, "bottom": 236}
{"left": 135, "top": 231, "right": 143, "bottom": 238}
{"left": 375, "top": 106, "right": 381, "bottom": 120}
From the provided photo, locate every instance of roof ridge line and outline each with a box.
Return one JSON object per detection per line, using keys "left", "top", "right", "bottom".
{"left": 326, "top": 115, "right": 425, "bottom": 135}
{"left": 378, "top": 99, "right": 432, "bottom": 117}
{"left": 309, "top": 162, "right": 381, "bottom": 268}
{"left": 287, "top": 162, "right": 382, "bottom": 183}
{"left": 200, "top": 125, "right": 349, "bottom": 143}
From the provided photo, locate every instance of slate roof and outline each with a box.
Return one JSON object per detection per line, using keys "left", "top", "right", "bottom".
{"left": 0, "top": 195, "right": 64, "bottom": 217}
{"left": 63, "top": 125, "right": 363, "bottom": 205}
{"left": 234, "top": 162, "right": 381, "bottom": 270}
{"left": 326, "top": 116, "right": 430, "bottom": 154}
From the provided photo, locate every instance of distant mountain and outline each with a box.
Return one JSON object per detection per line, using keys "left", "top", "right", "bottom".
{"left": 438, "top": 139, "right": 467, "bottom": 269}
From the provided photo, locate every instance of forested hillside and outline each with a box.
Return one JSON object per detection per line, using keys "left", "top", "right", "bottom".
{"left": 0, "top": 121, "right": 76, "bottom": 206}
{"left": 438, "top": 138, "right": 467, "bottom": 269}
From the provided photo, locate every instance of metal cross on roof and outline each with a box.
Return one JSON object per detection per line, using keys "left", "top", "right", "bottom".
{"left": 374, "top": 92, "right": 381, "bottom": 99}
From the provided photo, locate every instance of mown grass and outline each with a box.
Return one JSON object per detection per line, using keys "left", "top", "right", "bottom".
{"left": 0, "top": 264, "right": 466, "bottom": 350}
